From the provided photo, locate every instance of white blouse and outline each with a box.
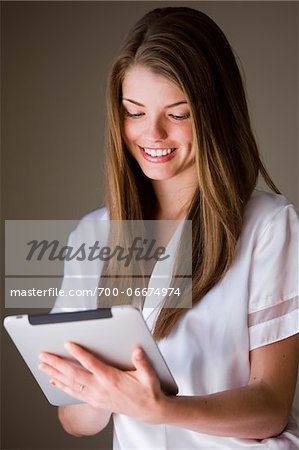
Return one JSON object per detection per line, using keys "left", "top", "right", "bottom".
{"left": 52, "top": 190, "right": 299, "bottom": 449}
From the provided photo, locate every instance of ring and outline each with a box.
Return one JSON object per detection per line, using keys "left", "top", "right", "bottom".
{"left": 79, "top": 384, "right": 85, "bottom": 392}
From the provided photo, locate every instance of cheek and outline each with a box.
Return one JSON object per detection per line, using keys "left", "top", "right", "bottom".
{"left": 174, "top": 124, "right": 193, "bottom": 145}
{"left": 123, "top": 121, "right": 140, "bottom": 144}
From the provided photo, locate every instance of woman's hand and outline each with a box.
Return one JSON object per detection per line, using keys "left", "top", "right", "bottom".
{"left": 38, "top": 344, "right": 166, "bottom": 424}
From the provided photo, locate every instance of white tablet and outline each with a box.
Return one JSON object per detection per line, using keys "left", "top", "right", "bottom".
{"left": 4, "top": 306, "right": 178, "bottom": 405}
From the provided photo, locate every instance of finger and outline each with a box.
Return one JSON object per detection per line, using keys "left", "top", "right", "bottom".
{"left": 64, "top": 342, "right": 111, "bottom": 375}
{"left": 38, "top": 361, "right": 89, "bottom": 392}
{"left": 39, "top": 351, "right": 70, "bottom": 370}
{"left": 132, "top": 348, "right": 159, "bottom": 386}
{"left": 48, "top": 377, "right": 86, "bottom": 402}
{"left": 38, "top": 353, "right": 91, "bottom": 388}
{"left": 39, "top": 361, "right": 63, "bottom": 379}
{"left": 49, "top": 377, "right": 104, "bottom": 411}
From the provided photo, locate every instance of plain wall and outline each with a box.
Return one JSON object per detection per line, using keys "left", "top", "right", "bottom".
{"left": 2, "top": 2, "right": 298, "bottom": 449}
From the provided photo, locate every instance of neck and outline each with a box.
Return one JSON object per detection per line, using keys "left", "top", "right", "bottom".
{"left": 151, "top": 172, "right": 197, "bottom": 220}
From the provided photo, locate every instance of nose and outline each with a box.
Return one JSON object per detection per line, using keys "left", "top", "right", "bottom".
{"left": 144, "top": 117, "right": 168, "bottom": 141}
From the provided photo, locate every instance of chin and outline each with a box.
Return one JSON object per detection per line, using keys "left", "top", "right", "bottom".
{"left": 141, "top": 168, "right": 176, "bottom": 181}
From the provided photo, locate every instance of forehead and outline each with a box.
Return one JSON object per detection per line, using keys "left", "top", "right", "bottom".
{"left": 122, "top": 65, "right": 186, "bottom": 103}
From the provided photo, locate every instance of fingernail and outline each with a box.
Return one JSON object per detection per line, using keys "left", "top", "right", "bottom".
{"left": 64, "top": 342, "right": 72, "bottom": 351}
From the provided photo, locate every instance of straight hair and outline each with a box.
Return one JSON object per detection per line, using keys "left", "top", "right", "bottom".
{"left": 102, "top": 7, "right": 279, "bottom": 339}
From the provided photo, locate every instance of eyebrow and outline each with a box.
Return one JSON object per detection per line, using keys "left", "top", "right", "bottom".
{"left": 122, "top": 98, "right": 188, "bottom": 109}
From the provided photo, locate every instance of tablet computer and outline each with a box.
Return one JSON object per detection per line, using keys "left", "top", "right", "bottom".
{"left": 4, "top": 306, "right": 178, "bottom": 406}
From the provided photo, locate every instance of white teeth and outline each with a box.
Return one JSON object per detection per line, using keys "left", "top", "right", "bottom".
{"left": 143, "top": 147, "right": 175, "bottom": 157}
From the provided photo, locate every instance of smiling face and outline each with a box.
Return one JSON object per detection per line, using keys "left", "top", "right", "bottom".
{"left": 122, "top": 65, "right": 196, "bottom": 183}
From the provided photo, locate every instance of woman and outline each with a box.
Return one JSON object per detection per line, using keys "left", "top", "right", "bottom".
{"left": 39, "top": 7, "right": 299, "bottom": 449}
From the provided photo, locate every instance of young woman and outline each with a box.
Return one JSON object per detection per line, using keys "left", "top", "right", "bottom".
{"left": 39, "top": 7, "right": 299, "bottom": 449}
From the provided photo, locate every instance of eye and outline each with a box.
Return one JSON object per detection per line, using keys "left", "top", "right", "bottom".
{"left": 169, "top": 113, "right": 190, "bottom": 121}
{"left": 124, "top": 111, "right": 145, "bottom": 119}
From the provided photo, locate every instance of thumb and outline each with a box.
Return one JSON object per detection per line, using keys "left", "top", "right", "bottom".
{"left": 132, "top": 348, "right": 158, "bottom": 386}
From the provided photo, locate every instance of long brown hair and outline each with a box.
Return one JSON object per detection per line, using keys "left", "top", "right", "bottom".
{"left": 103, "top": 7, "right": 279, "bottom": 339}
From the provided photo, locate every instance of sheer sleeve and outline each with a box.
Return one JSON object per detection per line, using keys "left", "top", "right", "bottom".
{"left": 50, "top": 208, "right": 108, "bottom": 313}
{"left": 248, "top": 204, "right": 299, "bottom": 350}
{"left": 50, "top": 229, "right": 99, "bottom": 313}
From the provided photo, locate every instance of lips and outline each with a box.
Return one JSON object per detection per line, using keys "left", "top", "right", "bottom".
{"left": 138, "top": 145, "right": 177, "bottom": 162}
{"left": 143, "top": 147, "right": 176, "bottom": 157}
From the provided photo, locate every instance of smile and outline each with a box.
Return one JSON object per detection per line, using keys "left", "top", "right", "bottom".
{"left": 143, "top": 147, "right": 176, "bottom": 157}
{"left": 138, "top": 146, "right": 177, "bottom": 160}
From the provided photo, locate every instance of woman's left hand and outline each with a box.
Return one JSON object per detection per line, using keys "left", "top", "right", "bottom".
{"left": 38, "top": 343, "right": 167, "bottom": 423}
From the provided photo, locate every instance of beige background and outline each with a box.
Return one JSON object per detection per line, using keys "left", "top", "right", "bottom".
{"left": 2, "top": 1, "right": 298, "bottom": 449}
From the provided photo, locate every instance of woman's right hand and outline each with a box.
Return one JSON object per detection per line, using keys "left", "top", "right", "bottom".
{"left": 38, "top": 346, "right": 113, "bottom": 437}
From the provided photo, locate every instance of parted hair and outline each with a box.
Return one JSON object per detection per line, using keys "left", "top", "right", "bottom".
{"left": 103, "top": 7, "right": 279, "bottom": 339}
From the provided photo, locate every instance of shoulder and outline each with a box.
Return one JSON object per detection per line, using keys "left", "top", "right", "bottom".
{"left": 67, "top": 206, "right": 109, "bottom": 245}
{"left": 243, "top": 189, "right": 298, "bottom": 237}
{"left": 246, "top": 189, "right": 294, "bottom": 219}
{"left": 80, "top": 206, "right": 109, "bottom": 221}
